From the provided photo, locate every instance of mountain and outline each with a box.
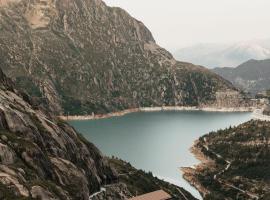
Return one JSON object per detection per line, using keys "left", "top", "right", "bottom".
{"left": 0, "top": 68, "right": 197, "bottom": 199}
{"left": 174, "top": 40, "right": 270, "bottom": 69}
{"left": 213, "top": 59, "right": 270, "bottom": 95}
{"left": 0, "top": 0, "right": 236, "bottom": 115}
{"left": 0, "top": 68, "right": 117, "bottom": 199}
{"left": 183, "top": 120, "right": 270, "bottom": 199}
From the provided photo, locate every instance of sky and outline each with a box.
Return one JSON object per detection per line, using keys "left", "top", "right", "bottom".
{"left": 103, "top": 0, "right": 270, "bottom": 51}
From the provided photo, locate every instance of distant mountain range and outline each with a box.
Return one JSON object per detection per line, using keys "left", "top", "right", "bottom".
{"left": 174, "top": 40, "right": 270, "bottom": 68}
{"left": 213, "top": 59, "right": 270, "bottom": 95}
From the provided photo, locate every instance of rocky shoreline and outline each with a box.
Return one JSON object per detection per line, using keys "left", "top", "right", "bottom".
{"left": 181, "top": 140, "right": 212, "bottom": 198}
{"left": 59, "top": 106, "right": 253, "bottom": 121}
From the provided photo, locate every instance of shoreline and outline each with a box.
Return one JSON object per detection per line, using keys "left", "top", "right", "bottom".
{"left": 59, "top": 106, "right": 254, "bottom": 121}
{"left": 181, "top": 140, "right": 212, "bottom": 198}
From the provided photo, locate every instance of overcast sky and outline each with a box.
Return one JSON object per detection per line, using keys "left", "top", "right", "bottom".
{"left": 103, "top": 0, "right": 270, "bottom": 51}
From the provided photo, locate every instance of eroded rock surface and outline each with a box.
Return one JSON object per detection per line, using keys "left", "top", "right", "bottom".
{"left": 0, "top": 69, "right": 117, "bottom": 199}
{"left": 0, "top": 0, "right": 236, "bottom": 115}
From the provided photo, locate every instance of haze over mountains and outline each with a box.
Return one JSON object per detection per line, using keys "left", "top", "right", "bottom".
{"left": 174, "top": 39, "right": 270, "bottom": 69}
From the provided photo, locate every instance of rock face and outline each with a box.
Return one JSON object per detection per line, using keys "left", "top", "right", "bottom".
{"left": 0, "top": 69, "right": 117, "bottom": 199}
{"left": 0, "top": 0, "right": 235, "bottom": 115}
{"left": 213, "top": 59, "right": 270, "bottom": 95}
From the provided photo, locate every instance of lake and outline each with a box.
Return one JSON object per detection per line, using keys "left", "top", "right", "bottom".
{"left": 69, "top": 111, "right": 252, "bottom": 199}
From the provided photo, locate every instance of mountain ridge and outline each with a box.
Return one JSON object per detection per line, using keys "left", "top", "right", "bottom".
{"left": 213, "top": 58, "right": 270, "bottom": 95}
{"left": 0, "top": 0, "right": 237, "bottom": 115}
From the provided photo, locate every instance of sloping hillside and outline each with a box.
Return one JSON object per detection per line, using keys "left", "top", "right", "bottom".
{"left": 0, "top": 68, "right": 118, "bottom": 199}
{"left": 183, "top": 120, "right": 270, "bottom": 199}
{"left": 213, "top": 59, "right": 270, "bottom": 95}
{"left": 0, "top": 0, "right": 234, "bottom": 115}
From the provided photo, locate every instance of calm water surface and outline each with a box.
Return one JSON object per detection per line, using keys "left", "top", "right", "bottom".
{"left": 69, "top": 111, "right": 252, "bottom": 199}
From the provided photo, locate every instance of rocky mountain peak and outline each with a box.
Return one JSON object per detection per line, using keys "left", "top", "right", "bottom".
{"left": 0, "top": 0, "right": 235, "bottom": 115}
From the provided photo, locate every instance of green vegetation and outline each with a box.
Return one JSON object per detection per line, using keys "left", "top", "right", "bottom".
{"left": 193, "top": 120, "right": 270, "bottom": 199}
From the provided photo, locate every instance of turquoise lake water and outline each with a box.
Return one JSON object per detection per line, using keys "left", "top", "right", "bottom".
{"left": 69, "top": 111, "right": 252, "bottom": 199}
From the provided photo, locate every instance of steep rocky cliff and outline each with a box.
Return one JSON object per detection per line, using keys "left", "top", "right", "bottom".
{"left": 0, "top": 0, "right": 235, "bottom": 115}
{"left": 0, "top": 68, "right": 118, "bottom": 199}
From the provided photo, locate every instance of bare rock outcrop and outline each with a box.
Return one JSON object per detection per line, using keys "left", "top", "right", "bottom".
{"left": 0, "top": 0, "right": 236, "bottom": 115}
{"left": 0, "top": 69, "right": 117, "bottom": 199}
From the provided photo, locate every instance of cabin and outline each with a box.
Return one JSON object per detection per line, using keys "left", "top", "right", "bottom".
{"left": 128, "top": 190, "right": 172, "bottom": 200}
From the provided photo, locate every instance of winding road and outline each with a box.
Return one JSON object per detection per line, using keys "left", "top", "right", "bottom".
{"left": 202, "top": 138, "right": 259, "bottom": 200}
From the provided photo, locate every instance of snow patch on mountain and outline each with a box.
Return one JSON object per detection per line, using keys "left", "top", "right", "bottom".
{"left": 174, "top": 39, "right": 270, "bottom": 68}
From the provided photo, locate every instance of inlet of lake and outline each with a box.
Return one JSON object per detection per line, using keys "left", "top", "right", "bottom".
{"left": 69, "top": 111, "right": 252, "bottom": 199}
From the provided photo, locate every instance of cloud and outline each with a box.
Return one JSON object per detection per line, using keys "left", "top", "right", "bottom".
{"left": 103, "top": 0, "right": 270, "bottom": 51}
